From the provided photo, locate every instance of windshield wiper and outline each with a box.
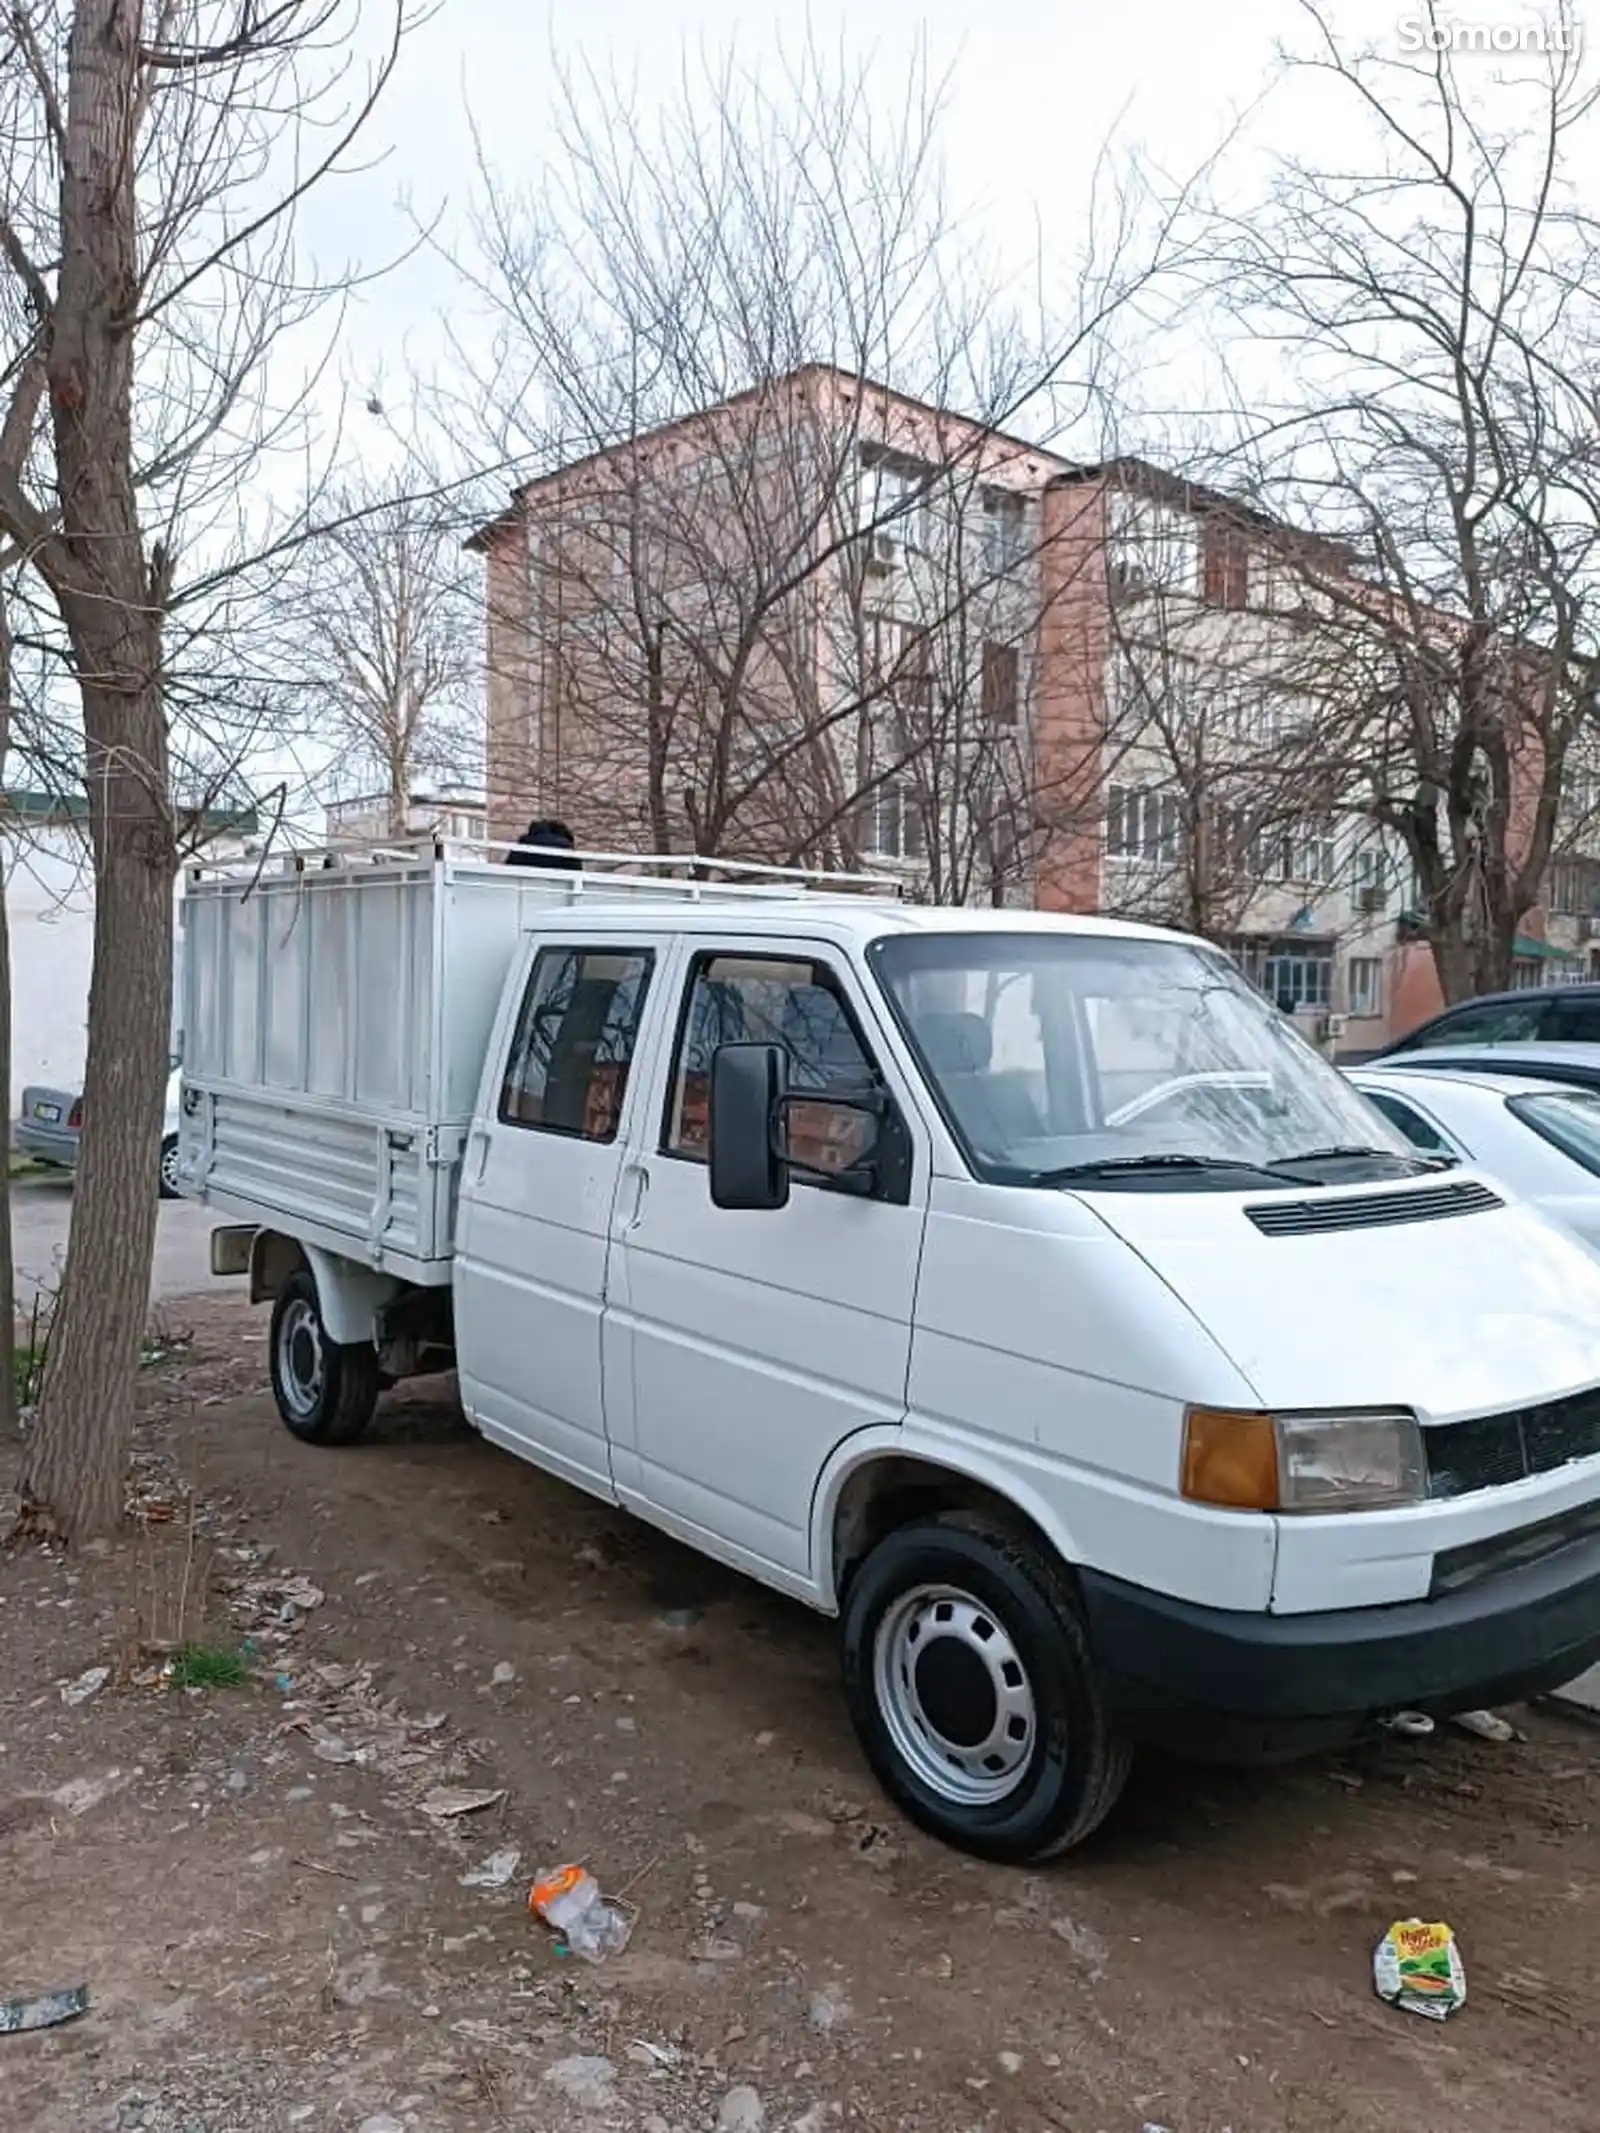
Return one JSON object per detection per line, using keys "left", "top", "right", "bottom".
{"left": 1031, "top": 1152, "right": 1293, "bottom": 1187}
{"left": 1266, "top": 1144, "right": 1452, "bottom": 1174}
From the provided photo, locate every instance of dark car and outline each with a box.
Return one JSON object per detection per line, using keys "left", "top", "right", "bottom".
{"left": 1376, "top": 1040, "right": 1600, "bottom": 1096}
{"left": 1374, "top": 982, "right": 1600, "bottom": 1059}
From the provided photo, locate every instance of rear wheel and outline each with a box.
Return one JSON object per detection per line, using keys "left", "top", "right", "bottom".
{"left": 841, "top": 1514, "right": 1130, "bottom": 1861}
{"left": 269, "top": 1270, "right": 380, "bottom": 1445}
{"left": 158, "top": 1133, "right": 181, "bottom": 1199}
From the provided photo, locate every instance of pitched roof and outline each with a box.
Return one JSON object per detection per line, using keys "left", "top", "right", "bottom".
{"left": 466, "top": 363, "right": 1074, "bottom": 550}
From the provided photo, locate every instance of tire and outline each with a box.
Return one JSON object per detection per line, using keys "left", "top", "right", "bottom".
{"left": 158, "top": 1133, "right": 181, "bottom": 1199}
{"left": 268, "top": 1270, "right": 381, "bottom": 1445}
{"left": 841, "top": 1514, "right": 1131, "bottom": 1861}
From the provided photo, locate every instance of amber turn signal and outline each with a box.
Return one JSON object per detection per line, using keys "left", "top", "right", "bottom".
{"left": 1181, "top": 1407, "right": 1280, "bottom": 1510}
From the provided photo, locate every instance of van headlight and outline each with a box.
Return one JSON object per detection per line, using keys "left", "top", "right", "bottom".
{"left": 1181, "top": 1407, "right": 1426, "bottom": 1513}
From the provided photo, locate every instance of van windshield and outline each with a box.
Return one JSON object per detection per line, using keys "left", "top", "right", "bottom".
{"left": 869, "top": 931, "right": 1424, "bottom": 1188}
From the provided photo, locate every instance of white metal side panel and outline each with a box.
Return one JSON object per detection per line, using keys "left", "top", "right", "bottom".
{"left": 182, "top": 861, "right": 528, "bottom": 1130}
{"left": 202, "top": 1090, "right": 436, "bottom": 1265}
{"left": 435, "top": 875, "right": 540, "bottom": 1121}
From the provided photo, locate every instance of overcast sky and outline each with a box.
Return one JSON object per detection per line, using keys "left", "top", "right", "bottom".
{"left": 302, "top": 0, "right": 1593, "bottom": 464}
{"left": 251, "top": 0, "right": 1591, "bottom": 820}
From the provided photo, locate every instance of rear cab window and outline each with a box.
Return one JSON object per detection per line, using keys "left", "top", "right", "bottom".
{"left": 499, "top": 946, "right": 655, "bottom": 1142}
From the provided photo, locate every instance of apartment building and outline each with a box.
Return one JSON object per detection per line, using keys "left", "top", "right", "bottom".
{"left": 472, "top": 364, "right": 1579, "bottom": 1049}
{"left": 472, "top": 366, "right": 1067, "bottom": 901}
{"left": 324, "top": 781, "right": 488, "bottom": 849}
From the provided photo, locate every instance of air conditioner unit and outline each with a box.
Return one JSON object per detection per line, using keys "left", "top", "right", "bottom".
{"left": 1108, "top": 559, "right": 1149, "bottom": 601}
{"left": 1319, "top": 1012, "right": 1348, "bottom": 1041}
{"left": 1356, "top": 885, "right": 1386, "bottom": 915}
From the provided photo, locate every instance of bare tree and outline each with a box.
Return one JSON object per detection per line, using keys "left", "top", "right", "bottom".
{"left": 448, "top": 43, "right": 1196, "bottom": 894}
{"left": 0, "top": 1, "right": 410, "bottom": 1538}
{"left": 1191, "top": 1, "right": 1600, "bottom": 1002}
{"left": 0, "top": 581, "right": 20, "bottom": 1440}
{"left": 283, "top": 478, "right": 481, "bottom": 837}
{"left": 1089, "top": 471, "right": 1379, "bottom": 946}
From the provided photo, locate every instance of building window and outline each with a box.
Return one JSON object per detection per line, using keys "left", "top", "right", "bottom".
{"left": 1107, "top": 785, "right": 1183, "bottom": 864}
{"left": 1238, "top": 691, "right": 1286, "bottom": 746}
{"left": 981, "top": 642, "right": 1019, "bottom": 726}
{"left": 865, "top": 615, "right": 933, "bottom": 709}
{"left": 981, "top": 489, "right": 1026, "bottom": 570}
{"left": 1245, "top": 818, "right": 1335, "bottom": 887}
{"left": 860, "top": 784, "right": 925, "bottom": 861}
{"left": 1108, "top": 495, "right": 1199, "bottom": 596}
{"left": 1547, "top": 858, "right": 1600, "bottom": 916}
{"left": 859, "top": 445, "right": 931, "bottom": 550}
{"left": 1229, "top": 936, "right": 1334, "bottom": 1012}
{"left": 1265, "top": 946, "right": 1333, "bottom": 1012}
{"left": 1352, "top": 844, "right": 1390, "bottom": 913}
{"left": 1201, "top": 519, "right": 1250, "bottom": 609}
{"left": 1347, "top": 956, "right": 1383, "bottom": 1017}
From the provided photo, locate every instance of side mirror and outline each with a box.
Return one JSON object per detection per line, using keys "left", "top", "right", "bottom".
{"left": 709, "top": 1043, "right": 791, "bottom": 1211}
{"left": 777, "top": 1086, "right": 882, "bottom": 1194}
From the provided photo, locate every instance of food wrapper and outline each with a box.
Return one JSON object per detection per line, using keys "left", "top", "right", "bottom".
{"left": 1373, "top": 1919, "right": 1466, "bottom": 2020}
{"left": 529, "top": 1863, "right": 595, "bottom": 1932}
{"left": 528, "top": 1863, "right": 633, "bottom": 1961}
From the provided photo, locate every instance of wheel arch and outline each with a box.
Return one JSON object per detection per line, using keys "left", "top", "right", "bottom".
{"left": 814, "top": 1432, "right": 1082, "bottom": 1611}
{"left": 249, "top": 1232, "right": 402, "bottom": 1347}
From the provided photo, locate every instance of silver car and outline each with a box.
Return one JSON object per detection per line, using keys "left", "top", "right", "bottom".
{"left": 16, "top": 1063, "right": 183, "bottom": 1198}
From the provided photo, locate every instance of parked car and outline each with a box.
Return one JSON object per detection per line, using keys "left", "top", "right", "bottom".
{"left": 1375, "top": 981, "right": 1600, "bottom": 1058}
{"left": 1350, "top": 1064, "right": 1600, "bottom": 1249}
{"left": 1373, "top": 1040, "right": 1600, "bottom": 1097}
{"left": 180, "top": 847, "right": 1600, "bottom": 1861}
{"left": 16, "top": 1063, "right": 183, "bottom": 1197}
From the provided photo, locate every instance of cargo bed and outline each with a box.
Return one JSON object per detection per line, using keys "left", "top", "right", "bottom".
{"left": 178, "top": 842, "right": 892, "bottom": 1282}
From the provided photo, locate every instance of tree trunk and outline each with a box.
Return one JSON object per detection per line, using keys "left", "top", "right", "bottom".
{"left": 1429, "top": 927, "right": 1477, "bottom": 1005}
{"left": 0, "top": 597, "right": 16, "bottom": 1438}
{"left": 17, "top": 0, "right": 178, "bottom": 1539}
{"left": 21, "top": 688, "right": 172, "bottom": 1537}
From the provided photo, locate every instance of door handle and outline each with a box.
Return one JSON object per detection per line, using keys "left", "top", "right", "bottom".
{"left": 466, "top": 1128, "right": 490, "bottom": 1186}
{"left": 617, "top": 1162, "right": 649, "bottom": 1231}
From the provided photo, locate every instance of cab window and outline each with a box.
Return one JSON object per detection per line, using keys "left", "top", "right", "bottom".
{"left": 499, "top": 947, "right": 654, "bottom": 1142}
{"left": 1410, "top": 1000, "right": 1545, "bottom": 1047}
{"left": 1362, "top": 1089, "right": 1456, "bottom": 1158}
{"left": 663, "top": 953, "right": 879, "bottom": 1177}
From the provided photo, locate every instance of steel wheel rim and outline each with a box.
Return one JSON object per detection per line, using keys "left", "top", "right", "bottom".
{"left": 872, "top": 1582, "right": 1038, "bottom": 1807}
{"left": 277, "top": 1298, "right": 325, "bottom": 1419}
{"left": 160, "top": 1139, "right": 180, "bottom": 1194}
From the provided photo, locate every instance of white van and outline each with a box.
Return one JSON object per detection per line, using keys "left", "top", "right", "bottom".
{"left": 180, "top": 846, "right": 1600, "bottom": 1859}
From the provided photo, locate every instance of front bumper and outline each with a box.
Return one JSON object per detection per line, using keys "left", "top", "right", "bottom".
{"left": 1081, "top": 1528, "right": 1600, "bottom": 1764}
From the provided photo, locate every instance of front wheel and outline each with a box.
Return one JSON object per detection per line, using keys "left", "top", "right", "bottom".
{"left": 841, "top": 1514, "right": 1130, "bottom": 1861}
{"left": 269, "top": 1270, "right": 380, "bottom": 1445}
{"left": 158, "top": 1133, "right": 181, "bottom": 1199}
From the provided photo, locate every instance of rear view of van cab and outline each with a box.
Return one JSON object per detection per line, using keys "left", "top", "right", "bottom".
{"left": 180, "top": 848, "right": 1600, "bottom": 1859}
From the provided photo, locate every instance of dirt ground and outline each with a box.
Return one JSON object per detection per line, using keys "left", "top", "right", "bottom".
{"left": 3, "top": 1296, "right": 1598, "bottom": 2133}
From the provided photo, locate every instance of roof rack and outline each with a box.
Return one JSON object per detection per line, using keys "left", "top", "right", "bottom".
{"left": 185, "top": 836, "right": 904, "bottom": 903}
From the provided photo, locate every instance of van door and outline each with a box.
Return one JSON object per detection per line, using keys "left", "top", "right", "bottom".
{"left": 454, "top": 938, "right": 660, "bottom": 1497}
{"left": 610, "top": 941, "right": 929, "bottom": 1580}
